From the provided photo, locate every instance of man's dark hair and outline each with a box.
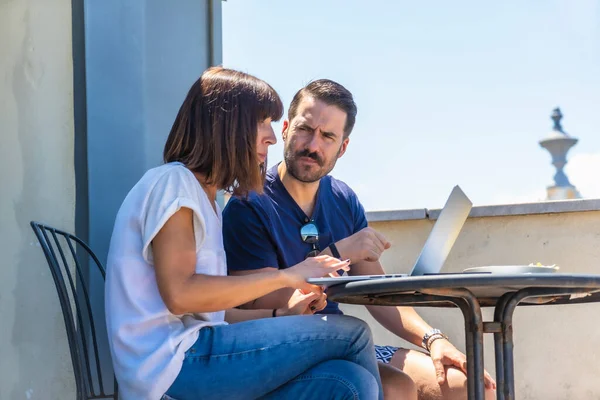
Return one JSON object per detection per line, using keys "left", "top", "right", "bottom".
{"left": 288, "top": 79, "right": 357, "bottom": 137}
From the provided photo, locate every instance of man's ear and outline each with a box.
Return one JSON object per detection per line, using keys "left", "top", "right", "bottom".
{"left": 337, "top": 137, "right": 350, "bottom": 159}
{"left": 282, "top": 120, "right": 290, "bottom": 141}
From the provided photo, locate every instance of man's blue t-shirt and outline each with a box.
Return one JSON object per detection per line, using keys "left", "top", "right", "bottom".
{"left": 223, "top": 163, "right": 368, "bottom": 314}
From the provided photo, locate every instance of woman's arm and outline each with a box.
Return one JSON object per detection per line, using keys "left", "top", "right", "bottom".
{"left": 152, "top": 208, "right": 347, "bottom": 315}
{"left": 224, "top": 308, "right": 274, "bottom": 323}
{"left": 224, "top": 289, "right": 328, "bottom": 323}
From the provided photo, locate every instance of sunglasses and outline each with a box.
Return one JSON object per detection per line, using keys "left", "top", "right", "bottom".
{"left": 300, "top": 220, "right": 320, "bottom": 258}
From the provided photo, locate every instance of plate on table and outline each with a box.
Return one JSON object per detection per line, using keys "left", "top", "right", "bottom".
{"left": 463, "top": 264, "right": 559, "bottom": 274}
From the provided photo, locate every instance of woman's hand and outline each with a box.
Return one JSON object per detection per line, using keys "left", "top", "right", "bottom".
{"left": 282, "top": 255, "right": 350, "bottom": 293}
{"left": 277, "top": 289, "right": 328, "bottom": 316}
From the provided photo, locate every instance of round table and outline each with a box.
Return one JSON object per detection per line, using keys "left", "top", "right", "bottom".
{"left": 326, "top": 273, "right": 600, "bottom": 400}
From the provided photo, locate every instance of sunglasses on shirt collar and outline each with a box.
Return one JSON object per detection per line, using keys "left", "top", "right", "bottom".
{"left": 300, "top": 220, "right": 320, "bottom": 258}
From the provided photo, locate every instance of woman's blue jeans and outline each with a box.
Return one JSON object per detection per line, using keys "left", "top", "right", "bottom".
{"left": 164, "top": 314, "right": 383, "bottom": 400}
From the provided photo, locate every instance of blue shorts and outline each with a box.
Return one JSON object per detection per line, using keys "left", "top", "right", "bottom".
{"left": 374, "top": 345, "right": 400, "bottom": 364}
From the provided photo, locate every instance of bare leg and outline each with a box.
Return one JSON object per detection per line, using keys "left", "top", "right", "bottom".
{"left": 378, "top": 361, "right": 418, "bottom": 400}
{"left": 390, "top": 349, "right": 496, "bottom": 400}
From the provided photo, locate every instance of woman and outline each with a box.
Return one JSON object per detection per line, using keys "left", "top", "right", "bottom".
{"left": 105, "top": 67, "right": 383, "bottom": 400}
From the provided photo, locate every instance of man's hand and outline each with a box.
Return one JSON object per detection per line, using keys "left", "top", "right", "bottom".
{"left": 335, "top": 227, "right": 391, "bottom": 263}
{"left": 429, "top": 339, "right": 496, "bottom": 390}
{"left": 277, "top": 289, "right": 327, "bottom": 316}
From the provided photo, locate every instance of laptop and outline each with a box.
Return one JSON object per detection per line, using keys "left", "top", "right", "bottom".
{"left": 307, "top": 185, "right": 473, "bottom": 286}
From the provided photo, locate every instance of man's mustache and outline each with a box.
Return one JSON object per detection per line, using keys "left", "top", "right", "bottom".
{"left": 295, "top": 149, "right": 323, "bottom": 166}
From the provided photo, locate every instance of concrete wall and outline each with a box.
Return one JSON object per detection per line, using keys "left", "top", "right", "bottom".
{"left": 341, "top": 200, "right": 600, "bottom": 399}
{"left": 0, "top": 1, "right": 223, "bottom": 398}
{"left": 83, "top": 1, "right": 223, "bottom": 391}
{"left": 0, "top": 1, "right": 77, "bottom": 399}
{"left": 85, "top": 0, "right": 222, "bottom": 265}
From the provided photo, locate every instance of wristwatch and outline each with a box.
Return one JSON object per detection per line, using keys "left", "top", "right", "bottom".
{"left": 422, "top": 328, "right": 449, "bottom": 352}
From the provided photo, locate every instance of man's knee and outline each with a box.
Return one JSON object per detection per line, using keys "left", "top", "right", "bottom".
{"left": 379, "top": 362, "right": 418, "bottom": 400}
{"left": 446, "top": 366, "right": 468, "bottom": 390}
{"left": 445, "top": 367, "right": 496, "bottom": 400}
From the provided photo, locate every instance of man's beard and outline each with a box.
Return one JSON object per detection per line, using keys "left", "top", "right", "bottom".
{"left": 284, "top": 146, "right": 339, "bottom": 183}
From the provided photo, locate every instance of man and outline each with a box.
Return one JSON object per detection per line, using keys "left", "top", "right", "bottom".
{"left": 223, "top": 79, "right": 496, "bottom": 399}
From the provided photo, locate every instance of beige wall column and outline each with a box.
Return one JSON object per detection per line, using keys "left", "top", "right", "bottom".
{"left": 0, "top": 1, "right": 76, "bottom": 399}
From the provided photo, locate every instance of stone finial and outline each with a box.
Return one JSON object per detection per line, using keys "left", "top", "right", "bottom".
{"left": 539, "top": 107, "right": 581, "bottom": 199}
{"left": 551, "top": 107, "right": 565, "bottom": 134}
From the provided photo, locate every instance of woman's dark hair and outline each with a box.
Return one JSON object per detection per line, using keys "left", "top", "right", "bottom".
{"left": 164, "top": 66, "right": 283, "bottom": 196}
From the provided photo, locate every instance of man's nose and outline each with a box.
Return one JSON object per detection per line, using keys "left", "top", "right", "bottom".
{"left": 306, "top": 132, "right": 321, "bottom": 153}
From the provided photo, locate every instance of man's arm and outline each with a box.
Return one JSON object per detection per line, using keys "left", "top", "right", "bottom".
{"left": 347, "top": 259, "right": 433, "bottom": 348}
{"left": 318, "top": 224, "right": 432, "bottom": 347}
{"left": 321, "top": 233, "right": 434, "bottom": 347}
{"left": 324, "top": 239, "right": 497, "bottom": 389}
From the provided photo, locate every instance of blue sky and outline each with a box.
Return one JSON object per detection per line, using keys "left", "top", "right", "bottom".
{"left": 222, "top": 0, "right": 600, "bottom": 211}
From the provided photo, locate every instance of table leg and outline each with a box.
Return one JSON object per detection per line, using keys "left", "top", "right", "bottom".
{"left": 420, "top": 289, "right": 485, "bottom": 400}
{"left": 493, "top": 293, "right": 514, "bottom": 400}
{"left": 499, "top": 287, "right": 592, "bottom": 400}
{"left": 457, "top": 298, "right": 485, "bottom": 400}
{"left": 500, "top": 294, "right": 520, "bottom": 400}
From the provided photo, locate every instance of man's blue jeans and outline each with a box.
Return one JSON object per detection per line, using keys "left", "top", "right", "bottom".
{"left": 165, "top": 314, "right": 383, "bottom": 399}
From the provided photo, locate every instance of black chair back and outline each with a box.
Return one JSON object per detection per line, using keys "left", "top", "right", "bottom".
{"left": 30, "top": 221, "right": 117, "bottom": 400}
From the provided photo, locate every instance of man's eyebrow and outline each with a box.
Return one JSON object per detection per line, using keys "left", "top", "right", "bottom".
{"left": 295, "top": 122, "right": 315, "bottom": 131}
{"left": 295, "top": 121, "right": 339, "bottom": 137}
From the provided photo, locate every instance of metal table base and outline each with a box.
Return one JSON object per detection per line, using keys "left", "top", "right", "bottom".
{"left": 340, "top": 287, "right": 600, "bottom": 400}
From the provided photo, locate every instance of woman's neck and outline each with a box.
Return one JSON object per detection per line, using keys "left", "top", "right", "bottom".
{"left": 193, "top": 172, "right": 218, "bottom": 202}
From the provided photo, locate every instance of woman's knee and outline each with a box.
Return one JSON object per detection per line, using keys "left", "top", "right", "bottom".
{"left": 331, "top": 315, "right": 374, "bottom": 344}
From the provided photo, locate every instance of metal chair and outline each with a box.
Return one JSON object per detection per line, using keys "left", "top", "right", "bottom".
{"left": 30, "top": 221, "right": 118, "bottom": 400}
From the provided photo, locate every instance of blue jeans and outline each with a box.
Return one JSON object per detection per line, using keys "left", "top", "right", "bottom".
{"left": 165, "top": 315, "right": 383, "bottom": 400}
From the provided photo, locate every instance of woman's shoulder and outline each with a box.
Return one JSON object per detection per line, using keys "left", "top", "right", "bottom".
{"left": 117, "top": 162, "right": 202, "bottom": 214}
{"left": 145, "top": 161, "right": 195, "bottom": 183}
{"left": 135, "top": 162, "right": 198, "bottom": 195}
